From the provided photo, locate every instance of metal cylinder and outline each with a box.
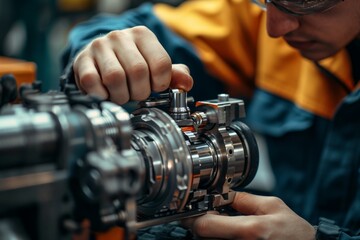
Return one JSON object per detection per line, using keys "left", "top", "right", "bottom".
{"left": 0, "top": 111, "right": 59, "bottom": 168}
{"left": 131, "top": 107, "right": 193, "bottom": 216}
{"left": 190, "top": 141, "right": 217, "bottom": 190}
{"left": 169, "top": 89, "right": 190, "bottom": 120}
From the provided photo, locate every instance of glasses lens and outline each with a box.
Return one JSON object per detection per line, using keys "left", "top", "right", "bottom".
{"left": 272, "top": 0, "right": 343, "bottom": 15}
{"left": 252, "top": 0, "right": 343, "bottom": 15}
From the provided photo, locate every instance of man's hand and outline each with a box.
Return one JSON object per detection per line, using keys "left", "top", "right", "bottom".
{"left": 183, "top": 192, "right": 316, "bottom": 240}
{"left": 73, "top": 26, "right": 193, "bottom": 104}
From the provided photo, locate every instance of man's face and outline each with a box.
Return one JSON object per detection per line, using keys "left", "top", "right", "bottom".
{"left": 266, "top": 0, "right": 360, "bottom": 61}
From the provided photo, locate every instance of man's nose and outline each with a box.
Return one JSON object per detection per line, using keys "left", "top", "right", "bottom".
{"left": 266, "top": 4, "right": 300, "bottom": 38}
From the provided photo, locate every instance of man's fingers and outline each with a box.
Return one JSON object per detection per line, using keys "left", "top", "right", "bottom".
{"left": 109, "top": 29, "right": 151, "bottom": 101}
{"left": 170, "top": 64, "right": 193, "bottom": 91}
{"left": 181, "top": 211, "right": 219, "bottom": 229}
{"left": 133, "top": 26, "right": 173, "bottom": 93}
{"left": 74, "top": 54, "right": 108, "bottom": 99}
{"left": 74, "top": 27, "right": 193, "bottom": 104}
{"left": 231, "top": 192, "right": 286, "bottom": 215}
{"left": 183, "top": 193, "right": 314, "bottom": 240}
{"left": 189, "top": 212, "right": 263, "bottom": 239}
{"left": 91, "top": 38, "right": 131, "bottom": 104}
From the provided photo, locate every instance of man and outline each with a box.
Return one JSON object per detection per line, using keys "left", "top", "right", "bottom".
{"left": 61, "top": 0, "right": 360, "bottom": 239}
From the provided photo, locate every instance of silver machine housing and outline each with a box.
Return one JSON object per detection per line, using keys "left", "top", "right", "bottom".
{"left": 0, "top": 88, "right": 259, "bottom": 240}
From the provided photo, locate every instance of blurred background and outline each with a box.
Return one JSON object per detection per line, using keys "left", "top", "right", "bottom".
{"left": 0, "top": 0, "right": 185, "bottom": 91}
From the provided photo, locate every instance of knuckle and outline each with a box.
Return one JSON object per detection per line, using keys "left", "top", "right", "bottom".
{"left": 131, "top": 26, "right": 157, "bottom": 42}
{"left": 128, "top": 62, "right": 148, "bottom": 79}
{"left": 267, "top": 196, "right": 284, "bottom": 207}
{"left": 79, "top": 72, "right": 99, "bottom": 90}
{"left": 90, "top": 37, "right": 105, "bottom": 49}
{"left": 131, "top": 25, "right": 151, "bottom": 35}
{"left": 102, "top": 68, "right": 125, "bottom": 88}
{"left": 107, "top": 30, "right": 129, "bottom": 41}
{"left": 153, "top": 55, "right": 172, "bottom": 73}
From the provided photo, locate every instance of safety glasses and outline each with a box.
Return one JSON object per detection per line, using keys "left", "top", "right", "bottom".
{"left": 251, "top": 0, "right": 344, "bottom": 16}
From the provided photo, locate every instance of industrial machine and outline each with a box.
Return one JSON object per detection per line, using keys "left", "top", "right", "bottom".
{"left": 0, "top": 78, "right": 259, "bottom": 240}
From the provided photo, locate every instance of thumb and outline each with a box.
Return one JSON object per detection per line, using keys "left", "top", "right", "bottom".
{"left": 231, "top": 192, "right": 277, "bottom": 215}
{"left": 180, "top": 211, "right": 219, "bottom": 229}
{"left": 170, "top": 64, "right": 193, "bottom": 91}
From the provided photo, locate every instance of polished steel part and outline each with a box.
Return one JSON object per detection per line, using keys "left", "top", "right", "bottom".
{"left": 131, "top": 107, "right": 193, "bottom": 216}
{"left": 0, "top": 89, "right": 258, "bottom": 239}
{"left": 168, "top": 89, "right": 191, "bottom": 120}
{"left": 128, "top": 91, "right": 258, "bottom": 228}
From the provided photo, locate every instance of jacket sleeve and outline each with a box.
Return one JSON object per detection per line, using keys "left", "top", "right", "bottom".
{"left": 60, "top": 3, "right": 225, "bottom": 99}
{"left": 61, "top": 4, "right": 160, "bottom": 66}
{"left": 339, "top": 233, "right": 360, "bottom": 240}
{"left": 315, "top": 217, "right": 360, "bottom": 240}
